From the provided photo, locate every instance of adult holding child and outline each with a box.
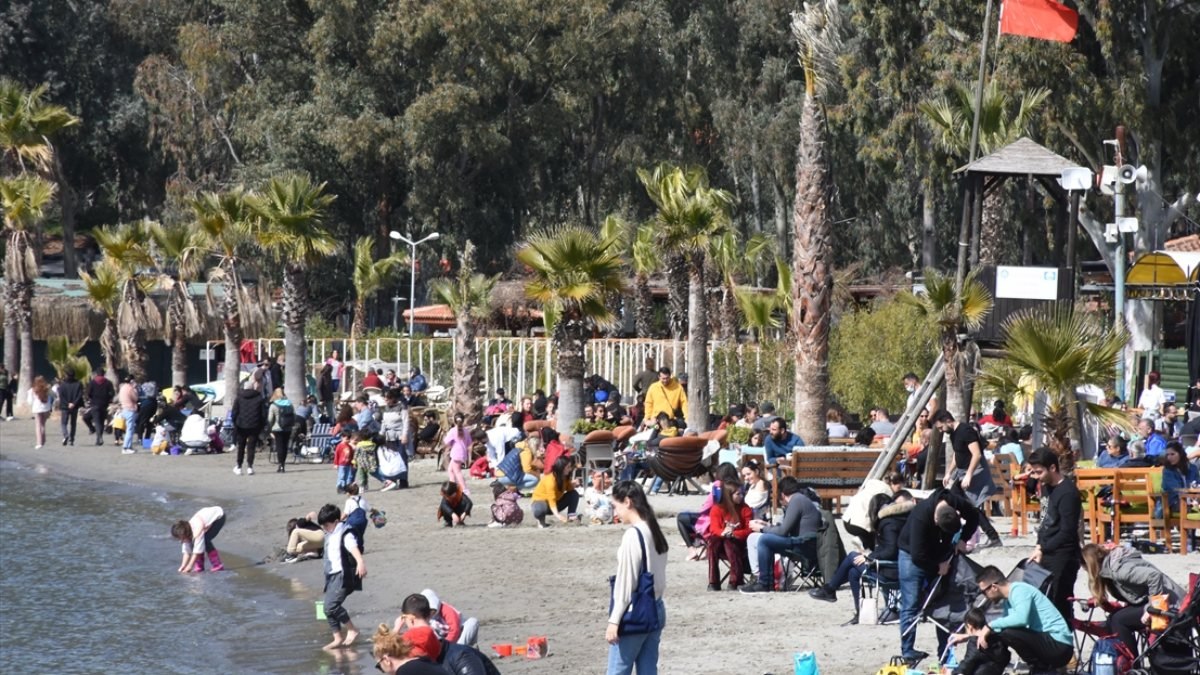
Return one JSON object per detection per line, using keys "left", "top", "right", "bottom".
{"left": 641, "top": 367, "right": 686, "bottom": 428}
{"left": 606, "top": 480, "right": 669, "bottom": 675}
{"left": 965, "top": 565, "right": 1074, "bottom": 674}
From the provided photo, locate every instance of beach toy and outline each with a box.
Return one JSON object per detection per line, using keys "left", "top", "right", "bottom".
{"left": 490, "top": 643, "right": 513, "bottom": 658}
{"left": 514, "top": 646, "right": 527, "bottom": 656}
{"left": 315, "top": 601, "right": 326, "bottom": 621}
{"left": 525, "top": 636, "right": 547, "bottom": 659}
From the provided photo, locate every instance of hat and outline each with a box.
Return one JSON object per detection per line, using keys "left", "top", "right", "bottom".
{"left": 728, "top": 404, "right": 745, "bottom": 417}
{"left": 402, "top": 626, "right": 441, "bottom": 661}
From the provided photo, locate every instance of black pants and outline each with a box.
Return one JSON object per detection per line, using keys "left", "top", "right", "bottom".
{"left": 531, "top": 490, "right": 580, "bottom": 525}
{"left": 235, "top": 427, "right": 260, "bottom": 468}
{"left": 203, "top": 514, "right": 225, "bottom": 551}
{"left": 1108, "top": 603, "right": 1146, "bottom": 656}
{"left": 951, "top": 482, "right": 1000, "bottom": 542}
{"left": 135, "top": 399, "right": 157, "bottom": 439}
{"left": 92, "top": 406, "right": 107, "bottom": 442}
{"left": 59, "top": 407, "right": 78, "bottom": 442}
{"left": 994, "top": 628, "right": 1072, "bottom": 670}
{"left": 439, "top": 496, "right": 474, "bottom": 525}
{"left": 677, "top": 511, "right": 702, "bottom": 547}
{"left": 1039, "top": 552, "right": 1079, "bottom": 627}
{"left": 273, "top": 430, "right": 291, "bottom": 466}
{"left": 0, "top": 389, "right": 12, "bottom": 417}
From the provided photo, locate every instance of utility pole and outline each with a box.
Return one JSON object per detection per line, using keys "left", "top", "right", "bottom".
{"left": 1113, "top": 126, "right": 1127, "bottom": 401}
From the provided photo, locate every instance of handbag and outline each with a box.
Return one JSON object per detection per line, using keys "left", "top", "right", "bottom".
{"left": 607, "top": 528, "right": 661, "bottom": 635}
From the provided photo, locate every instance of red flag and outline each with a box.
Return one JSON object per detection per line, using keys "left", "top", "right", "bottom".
{"left": 999, "top": 0, "right": 1078, "bottom": 43}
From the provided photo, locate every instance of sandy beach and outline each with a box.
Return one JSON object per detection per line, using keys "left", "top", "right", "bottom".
{"left": 1, "top": 417, "right": 1196, "bottom": 675}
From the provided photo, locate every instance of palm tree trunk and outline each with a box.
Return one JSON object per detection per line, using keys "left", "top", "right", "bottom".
{"left": 686, "top": 255, "right": 709, "bottom": 432}
{"left": 351, "top": 298, "right": 367, "bottom": 342}
{"left": 18, "top": 290, "right": 34, "bottom": 414}
{"left": 171, "top": 331, "right": 188, "bottom": 388}
{"left": 634, "top": 273, "right": 653, "bottom": 338}
{"left": 978, "top": 189, "right": 1005, "bottom": 266}
{"left": 555, "top": 315, "right": 588, "bottom": 437}
{"left": 942, "top": 330, "right": 968, "bottom": 421}
{"left": 3, "top": 279, "right": 18, "bottom": 374}
{"left": 791, "top": 94, "right": 831, "bottom": 446}
{"left": 281, "top": 267, "right": 308, "bottom": 404}
{"left": 666, "top": 253, "right": 688, "bottom": 341}
{"left": 453, "top": 316, "right": 482, "bottom": 424}
{"left": 101, "top": 319, "right": 119, "bottom": 381}
{"left": 222, "top": 278, "right": 243, "bottom": 409}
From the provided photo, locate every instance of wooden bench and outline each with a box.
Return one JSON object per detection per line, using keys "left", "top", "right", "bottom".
{"left": 1096, "top": 467, "right": 1163, "bottom": 544}
{"left": 775, "top": 449, "right": 882, "bottom": 513}
{"left": 1075, "top": 468, "right": 1118, "bottom": 543}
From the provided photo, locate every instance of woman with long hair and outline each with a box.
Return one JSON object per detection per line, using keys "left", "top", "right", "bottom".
{"left": 26, "top": 375, "right": 55, "bottom": 448}
{"left": 740, "top": 460, "right": 771, "bottom": 520}
{"left": 607, "top": 480, "right": 668, "bottom": 675}
{"left": 531, "top": 455, "right": 579, "bottom": 527}
{"left": 1080, "top": 542, "right": 1186, "bottom": 655}
{"left": 1159, "top": 441, "right": 1200, "bottom": 523}
{"left": 705, "top": 478, "right": 752, "bottom": 591}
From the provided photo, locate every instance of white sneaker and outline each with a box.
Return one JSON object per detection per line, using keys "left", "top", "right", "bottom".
{"left": 34, "top": 444, "right": 43, "bottom": 449}
{"left": 246, "top": 467, "right": 255, "bottom": 475}
{"left": 4, "top": 416, "right": 12, "bottom": 421}
{"left": 121, "top": 448, "right": 136, "bottom": 455}
{"left": 487, "top": 522, "right": 504, "bottom": 528}
{"left": 233, "top": 467, "right": 242, "bottom": 475}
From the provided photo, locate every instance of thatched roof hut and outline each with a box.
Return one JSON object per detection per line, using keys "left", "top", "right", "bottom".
{"left": 0, "top": 278, "right": 266, "bottom": 344}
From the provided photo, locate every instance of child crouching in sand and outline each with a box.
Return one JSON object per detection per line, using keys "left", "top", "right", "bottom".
{"left": 438, "top": 481, "right": 473, "bottom": 527}
{"left": 488, "top": 481, "right": 524, "bottom": 528}
{"left": 172, "top": 505, "right": 225, "bottom": 573}
{"left": 318, "top": 503, "right": 367, "bottom": 651}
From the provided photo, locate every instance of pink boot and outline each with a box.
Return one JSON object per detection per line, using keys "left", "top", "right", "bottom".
{"left": 207, "top": 549, "right": 224, "bottom": 572}
{"left": 192, "top": 555, "right": 206, "bottom": 573}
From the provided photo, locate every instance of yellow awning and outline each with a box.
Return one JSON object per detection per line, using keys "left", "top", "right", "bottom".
{"left": 1126, "top": 251, "right": 1200, "bottom": 286}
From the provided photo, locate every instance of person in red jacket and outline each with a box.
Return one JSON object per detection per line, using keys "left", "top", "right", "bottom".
{"left": 706, "top": 479, "right": 753, "bottom": 591}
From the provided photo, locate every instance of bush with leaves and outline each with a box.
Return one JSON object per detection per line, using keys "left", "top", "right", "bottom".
{"left": 829, "top": 298, "right": 938, "bottom": 419}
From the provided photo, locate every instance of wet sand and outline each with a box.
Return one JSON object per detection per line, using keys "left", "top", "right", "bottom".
{"left": 2, "top": 417, "right": 1196, "bottom": 674}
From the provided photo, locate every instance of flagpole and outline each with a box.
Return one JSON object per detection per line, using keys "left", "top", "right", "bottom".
{"left": 956, "top": 0, "right": 994, "bottom": 290}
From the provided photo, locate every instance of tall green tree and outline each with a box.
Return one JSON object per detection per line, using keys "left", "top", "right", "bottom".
{"left": 429, "top": 241, "right": 497, "bottom": 424}
{"left": 79, "top": 260, "right": 122, "bottom": 379}
{"left": 631, "top": 224, "right": 661, "bottom": 339}
{"left": 149, "top": 222, "right": 204, "bottom": 387}
{"left": 193, "top": 187, "right": 269, "bottom": 405}
{"left": 518, "top": 225, "right": 627, "bottom": 436}
{"left": 638, "top": 164, "right": 733, "bottom": 431}
{"left": 251, "top": 174, "right": 337, "bottom": 403}
{"left": 350, "top": 236, "right": 406, "bottom": 341}
{"left": 1, "top": 174, "right": 54, "bottom": 407}
{"left": 790, "top": 0, "right": 843, "bottom": 446}
{"left": 92, "top": 221, "right": 160, "bottom": 382}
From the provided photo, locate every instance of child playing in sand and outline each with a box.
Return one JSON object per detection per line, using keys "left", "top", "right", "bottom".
{"left": 950, "top": 607, "right": 1012, "bottom": 675}
{"left": 333, "top": 430, "right": 355, "bottom": 494}
{"left": 318, "top": 503, "right": 366, "bottom": 651}
{"left": 171, "top": 505, "right": 226, "bottom": 573}
{"left": 352, "top": 430, "right": 378, "bottom": 491}
{"left": 438, "top": 481, "right": 473, "bottom": 527}
{"left": 487, "top": 481, "right": 524, "bottom": 528}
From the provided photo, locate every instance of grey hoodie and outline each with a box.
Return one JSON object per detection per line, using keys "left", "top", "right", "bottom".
{"left": 1100, "top": 547, "right": 1186, "bottom": 605}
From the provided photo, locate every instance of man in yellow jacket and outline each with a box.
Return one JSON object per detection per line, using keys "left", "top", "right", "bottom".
{"left": 642, "top": 367, "right": 687, "bottom": 428}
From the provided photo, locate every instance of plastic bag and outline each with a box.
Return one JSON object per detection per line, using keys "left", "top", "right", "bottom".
{"left": 794, "top": 651, "right": 819, "bottom": 675}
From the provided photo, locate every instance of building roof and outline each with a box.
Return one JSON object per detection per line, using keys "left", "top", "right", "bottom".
{"left": 1165, "top": 234, "right": 1200, "bottom": 253}
{"left": 954, "top": 137, "right": 1079, "bottom": 176}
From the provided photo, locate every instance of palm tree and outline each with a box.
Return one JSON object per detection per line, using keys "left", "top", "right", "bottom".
{"left": 1, "top": 174, "right": 55, "bottom": 409}
{"left": 251, "top": 174, "right": 337, "bottom": 404}
{"left": 518, "top": 225, "right": 627, "bottom": 436}
{"left": 149, "top": 223, "right": 204, "bottom": 387}
{"left": 899, "top": 269, "right": 993, "bottom": 421}
{"left": 46, "top": 335, "right": 90, "bottom": 381}
{"left": 978, "top": 306, "right": 1130, "bottom": 474}
{"left": 710, "top": 231, "right": 772, "bottom": 342}
{"left": 919, "top": 81, "right": 1049, "bottom": 265}
{"left": 193, "top": 187, "right": 269, "bottom": 405}
{"left": 638, "top": 164, "right": 734, "bottom": 431}
{"left": 93, "top": 221, "right": 161, "bottom": 382}
{"left": 789, "top": 0, "right": 843, "bottom": 445}
{"left": 79, "top": 260, "right": 122, "bottom": 379}
{"left": 630, "top": 224, "right": 660, "bottom": 338}
{"left": 736, "top": 288, "right": 781, "bottom": 343}
{"left": 351, "top": 236, "right": 407, "bottom": 340}
{"left": 430, "top": 241, "right": 496, "bottom": 423}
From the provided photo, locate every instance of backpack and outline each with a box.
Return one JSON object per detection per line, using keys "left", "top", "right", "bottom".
{"left": 276, "top": 402, "right": 296, "bottom": 431}
{"left": 345, "top": 497, "right": 369, "bottom": 543}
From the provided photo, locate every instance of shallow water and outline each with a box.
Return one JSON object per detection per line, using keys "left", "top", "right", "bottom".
{"left": 0, "top": 459, "right": 368, "bottom": 674}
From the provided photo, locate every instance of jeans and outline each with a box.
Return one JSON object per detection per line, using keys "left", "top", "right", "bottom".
{"left": 898, "top": 549, "right": 934, "bottom": 659}
{"left": 750, "top": 533, "right": 810, "bottom": 589}
{"left": 120, "top": 409, "right": 138, "bottom": 450}
{"left": 606, "top": 599, "right": 665, "bottom": 675}
{"left": 336, "top": 465, "right": 354, "bottom": 490}
{"left": 323, "top": 572, "right": 352, "bottom": 632}
{"left": 827, "top": 552, "right": 868, "bottom": 610}
{"left": 497, "top": 474, "right": 539, "bottom": 490}
{"left": 620, "top": 461, "right": 648, "bottom": 482}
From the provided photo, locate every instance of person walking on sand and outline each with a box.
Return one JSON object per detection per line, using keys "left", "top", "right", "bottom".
{"left": 26, "top": 375, "right": 56, "bottom": 448}
{"left": 0, "top": 364, "right": 13, "bottom": 420}
{"left": 57, "top": 368, "right": 84, "bottom": 446}
{"left": 231, "top": 382, "right": 267, "bottom": 475}
{"left": 171, "top": 505, "right": 226, "bottom": 573}
{"left": 318, "top": 503, "right": 366, "bottom": 651}
{"left": 606, "top": 480, "right": 668, "bottom": 675}
{"left": 117, "top": 375, "right": 138, "bottom": 454}
{"left": 85, "top": 368, "right": 114, "bottom": 445}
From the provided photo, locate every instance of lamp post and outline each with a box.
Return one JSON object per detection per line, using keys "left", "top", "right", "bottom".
{"left": 389, "top": 230, "right": 440, "bottom": 336}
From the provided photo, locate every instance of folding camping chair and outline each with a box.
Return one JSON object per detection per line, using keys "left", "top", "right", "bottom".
{"left": 779, "top": 534, "right": 823, "bottom": 591}
{"left": 862, "top": 560, "right": 902, "bottom": 624}
{"left": 300, "top": 422, "right": 334, "bottom": 463}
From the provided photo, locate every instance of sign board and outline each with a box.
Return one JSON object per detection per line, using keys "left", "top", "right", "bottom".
{"left": 995, "top": 266, "right": 1060, "bottom": 301}
{"left": 199, "top": 349, "right": 215, "bottom": 360}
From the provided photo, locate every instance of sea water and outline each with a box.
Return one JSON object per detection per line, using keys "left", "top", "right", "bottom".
{"left": 0, "top": 459, "right": 361, "bottom": 674}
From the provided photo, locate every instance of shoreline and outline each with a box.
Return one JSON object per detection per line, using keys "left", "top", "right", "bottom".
{"left": 3, "top": 418, "right": 1197, "bottom": 674}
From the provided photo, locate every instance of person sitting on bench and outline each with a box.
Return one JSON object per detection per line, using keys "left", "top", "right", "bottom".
{"left": 739, "top": 476, "right": 821, "bottom": 594}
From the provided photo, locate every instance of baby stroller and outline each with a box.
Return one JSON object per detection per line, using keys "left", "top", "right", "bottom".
{"left": 1128, "top": 572, "right": 1199, "bottom": 675}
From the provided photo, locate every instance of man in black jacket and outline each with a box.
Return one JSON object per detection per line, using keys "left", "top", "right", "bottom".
{"left": 1026, "top": 446, "right": 1081, "bottom": 625}
{"left": 84, "top": 368, "right": 115, "bottom": 446}
{"left": 897, "top": 487, "right": 979, "bottom": 666}
{"left": 57, "top": 370, "right": 85, "bottom": 445}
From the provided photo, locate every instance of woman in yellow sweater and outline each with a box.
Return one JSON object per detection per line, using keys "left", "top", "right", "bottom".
{"left": 531, "top": 455, "right": 580, "bottom": 528}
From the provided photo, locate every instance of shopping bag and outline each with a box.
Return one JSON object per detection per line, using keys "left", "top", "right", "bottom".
{"left": 794, "top": 651, "right": 819, "bottom": 675}
{"left": 858, "top": 593, "right": 879, "bottom": 625}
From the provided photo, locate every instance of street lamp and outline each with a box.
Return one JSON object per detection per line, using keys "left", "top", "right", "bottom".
{"left": 389, "top": 230, "right": 440, "bottom": 336}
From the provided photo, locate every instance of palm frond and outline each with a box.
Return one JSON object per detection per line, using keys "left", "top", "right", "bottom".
{"left": 736, "top": 287, "right": 781, "bottom": 337}
{"left": 0, "top": 174, "right": 57, "bottom": 231}
{"left": 249, "top": 173, "right": 338, "bottom": 266}
{"left": 790, "top": 0, "right": 844, "bottom": 98}
{"left": 353, "top": 236, "right": 407, "bottom": 298}
{"left": 0, "top": 78, "right": 80, "bottom": 170}
{"left": 517, "top": 224, "right": 628, "bottom": 329}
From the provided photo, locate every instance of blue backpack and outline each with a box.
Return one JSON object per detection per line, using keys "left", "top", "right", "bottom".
{"left": 345, "top": 497, "right": 368, "bottom": 544}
